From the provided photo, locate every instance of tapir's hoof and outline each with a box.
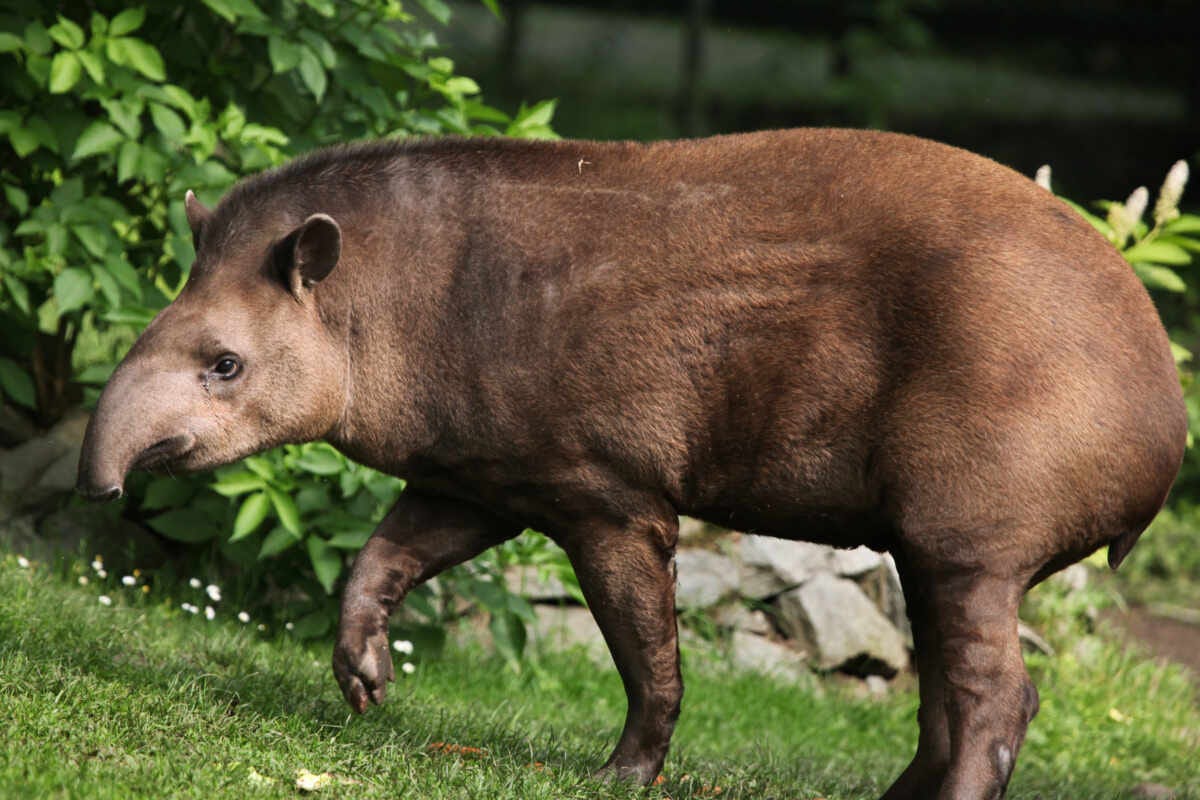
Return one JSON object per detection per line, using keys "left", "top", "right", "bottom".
{"left": 593, "top": 761, "right": 662, "bottom": 787}
{"left": 332, "top": 623, "right": 394, "bottom": 713}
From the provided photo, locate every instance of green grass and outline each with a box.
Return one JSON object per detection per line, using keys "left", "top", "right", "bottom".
{"left": 1, "top": 554, "right": 1197, "bottom": 800}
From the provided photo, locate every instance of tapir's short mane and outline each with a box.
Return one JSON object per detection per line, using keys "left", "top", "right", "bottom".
{"left": 205, "top": 136, "right": 581, "bottom": 249}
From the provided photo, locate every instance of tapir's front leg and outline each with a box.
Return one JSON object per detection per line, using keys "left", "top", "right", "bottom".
{"left": 554, "top": 510, "right": 683, "bottom": 785}
{"left": 333, "top": 491, "right": 519, "bottom": 712}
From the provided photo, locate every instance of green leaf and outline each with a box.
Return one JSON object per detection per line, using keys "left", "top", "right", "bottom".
{"left": 1132, "top": 263, "right": 1186, "bottom": 293}
{"left": 231, "top": 491, "right": 271, "bottom": 541}
{"left": 3, "top": 276, "right": 31, "bottom": 316}
{"left": 0, "top": 33, "right": 24, "bottom": 53}
{"left": 267, "top": 486, "right": 302, "bottom": 537}
{"left": 72, "top": 120, "right": 123, "bottom": 160}
{"left": 1124, "top": 239, "right": 1193, "bottom": 266}
{"left": 326, "top": 529, "right": 372, "bottom": 550}
{"left": 49, "top": 16, "right": 86, "bottom": 50}
{"left": 9, "top": 127, "right": 39, "bottom": 157}
{"left": 75, "top": 226, "right": 110, "bottom": 259}
{"left": 267, "top": 36, "right": 302, "bottom": 73}
{"left": 259, "top": 525, "right": 301, "bottom": 558}
{"left": 23, "top": 22, "right": 52, "bottom": 56}
{"left": 415, "top": 0, "right": 452, "bottom": 24}
{"left": 200, "top": 0, "right": 266, "bottom": 23}
{"left": 307, "top": 537, "right": 342, "bottom": 594}
{"left": 141, "top": 476, "right": 194, "bottom": 510}
{"left": 293, "top": 446, "right": 343, "bottom": 476}
{"left": 297, "top": 29, "right": 336, "bottom": 68}
{"left": 49, "top": 52, "right": 82, "bottom": 93}
{"left": 109, "top": 7, "right": 146, "bottom": 36}
{"left": 0, "top": 358, "right": 36, "bottom": 409}
{"left": 480, "top": 0, "right": 502, "bottom": 19}
{"left": 90, "top": 263, "right": 121, "bottom": 307}
{"left": 4, "top": 184, "right": 29, "bottom": 215}
{"left": 148, "top": 508, "right": 220, "bottom": 543}
{"left": 107, "top": 37, "right": 165, "bottom": 81}
{"left": 442, "top": 76, "right": 480, "bottom": 96}
{"left": 149, "top": 103, "right": 185, "bottom": 139}
{"left": 75, "top": 50, "right": 105, "bottom": 84}
{"left": 1164, "top": 214, "right": 1200, "bottom": 236}
{"left": 290, "top": 609, "right": 332, "bottom": 639}
{"left": 210, "top": 469, "right": 264, "bottom": 497}
{"left": 296, "top": 47, "right": 326, "bottom": 101}
{"left": 54, "top": 268, "right": 94, "bottom": 313}
{"left": 116, "top": 140, "right": 140, "bottom": 182}
{"left": 303, "top": 0, "right": 337, "bottom": 17}
{"left": 489, "top": 610, "right": 526, "bottom": 671}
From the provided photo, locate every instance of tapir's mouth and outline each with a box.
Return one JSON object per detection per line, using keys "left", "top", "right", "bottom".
{"left": 130, "top": 433, "right": 197, "bottom": 472}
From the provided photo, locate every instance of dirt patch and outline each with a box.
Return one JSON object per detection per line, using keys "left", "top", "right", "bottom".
{"left": 1104, "top": 605, "right": 1200, "bottom": 680}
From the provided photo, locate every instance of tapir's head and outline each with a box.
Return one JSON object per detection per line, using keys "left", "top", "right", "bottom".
{"left": 76, "top": 191, "right": 348, "bottom": 501}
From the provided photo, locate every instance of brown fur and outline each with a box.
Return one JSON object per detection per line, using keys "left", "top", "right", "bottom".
{"left": 77, "top": 129, "right": 1186, "bottom": 799}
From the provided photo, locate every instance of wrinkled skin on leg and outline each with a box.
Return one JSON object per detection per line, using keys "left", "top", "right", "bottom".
{"left": 333, "top": 492, "right": 519, "bottom": 712}
{"left": 882, "top": 546, "right": 1040, "bottom": 800}
{"left": 553, "top": 513, "right": 683, "bottom": 785}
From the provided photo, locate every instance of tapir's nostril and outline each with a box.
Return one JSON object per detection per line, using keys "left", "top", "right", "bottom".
{"left": 78, "top": 483, "right": 123, "bottom": 502}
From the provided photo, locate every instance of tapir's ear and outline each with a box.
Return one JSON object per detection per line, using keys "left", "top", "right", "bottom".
{"left": 184, "top": 190, "right": 212, "bottom": 246}
{"left": 274, "top": 213, "right": 341, "bottom": 299}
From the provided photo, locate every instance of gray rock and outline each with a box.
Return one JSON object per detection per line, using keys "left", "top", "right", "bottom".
{"left": 777, "top": 574, "right": 910, "bottom": 676}
{"left": 674, "top": 548, "right": 739, "bottom": 609}
{"left": 737, "top": 535, "right": 886, "bottom": 598}
{"left": 858, "top": 555, "right": 912, "bottom": 645}
{"left": 737, "top": 535, "right": 830, "bottom": 597}
{"left": 530, "top": 604, "right": 608, "bottom": 663}
{"left": 713, "top": 604, "right": 772, "bottom": 635}
{"left": 728, "top": 630, "right": 809, "bottom": 683}
{"left": 0, "top": 410, "right": 88, "bottom": 514}
{"left": 503, "top": 565, "right": 573, "bottom": 602}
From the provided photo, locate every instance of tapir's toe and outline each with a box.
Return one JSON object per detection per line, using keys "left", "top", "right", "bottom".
{"left": 332, "top": 626, "right": 394, "bottom": 713}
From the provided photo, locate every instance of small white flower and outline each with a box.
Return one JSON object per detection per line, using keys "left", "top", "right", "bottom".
{"left": 121, "top": 575, "right": 136, "bottom": 586}
{"left": 182, "top": 603, "right": 198, "bottom": 614}
{"left": 98, "top": 595, "right": 112, "bottom": 606}
{"left": 189, "top": 578, "right": 202, "bottom": 589}
{"left": 77, "top": 575, "right": 89, "bottom": 586}
{"left": 205, "top": 584, "right": 221, "bottom": 602}
{"left": 256, "top": 623, "right": 267, "bottom": 632}
{"left": 392, "top": 639, "right": 414, "bottom": 655}
{"left": 16, "top": 555, "right": 30, "bottom": 569}
{"left": 401, "top": 662, "right": 415, "bottom": 675}
{"left": 237, "top": 611, "right": 251, "bottom": 624}
{"left": 285, "top": 622, "right": 294, "bottom": 632}
{"left": 91, "top": 557, "right": 103, "bottom": 572}
{"left": 204, "top": 605, "right": 215, "bottom": 620}
{"left": 1034, "top": 164, "right": 1052, "bottom": 191}
{"left": 97, "top": 569, "right": 107, "bottom": 579}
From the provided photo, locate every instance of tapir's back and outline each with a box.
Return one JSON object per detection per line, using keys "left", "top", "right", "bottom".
{"left": 451, "top": 129, "right": 1184, "bottom": 556}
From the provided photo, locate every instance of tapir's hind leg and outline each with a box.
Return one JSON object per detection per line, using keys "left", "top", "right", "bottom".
{"left": 554, "top": 512, "right": 683, "bottom": 785}
{"left": 885, "top": 540, "right": 1040, "bottom": 800}
{"left": 880, "top": 552, "right": 951, "bottom": 800}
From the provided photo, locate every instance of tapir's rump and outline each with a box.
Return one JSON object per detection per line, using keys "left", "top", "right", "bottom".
{"left": 78, "top": 129, "right": 1186, "bottom": 800}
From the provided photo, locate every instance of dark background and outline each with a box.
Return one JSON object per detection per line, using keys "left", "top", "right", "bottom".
{"left": 444, "top": 0, "right": 1199, "bottom": 203}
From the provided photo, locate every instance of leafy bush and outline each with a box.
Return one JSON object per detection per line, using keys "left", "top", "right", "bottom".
{"left": 0, "top": 0, "right": 565, "bottom": 658}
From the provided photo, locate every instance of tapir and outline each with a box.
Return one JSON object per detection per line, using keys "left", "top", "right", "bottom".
{"left": 76, "top": 129, "right": 1186, "bottom": 800}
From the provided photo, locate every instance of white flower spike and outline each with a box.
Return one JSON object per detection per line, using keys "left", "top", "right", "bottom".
{"left": 205, "top": 584, "right": 221, "bottom": 602}
{"left": 1035, "top": 165, "right": 1052, "bottom": 191}
{"left": 401, "top": 662, "right": 416, "bottom": 675}
{"left": 98, "top": 595, "right": 112, "bottom": 606}
{"left": 121, "top": 575, "right": 136, "bottom": 586}
{"left": 1154, "top": 159, "right": 1189, "bottom": 226}
{"left": 392, "top": 639, "right": 414, "bottom": 655}
{"left": 16, "top": 556, "right": 30, "bottom": 569}
{"left": 189, "top": 578, "right": 202, "bottom": 589}
{"left": 1108, "top": 186, "right": 1149, "bottom": 246}
{"left": 204, "top": 605, "right": 216, "bottom": 620}
{"left": 237, "top": 611, "right": 251, "bottom": 623}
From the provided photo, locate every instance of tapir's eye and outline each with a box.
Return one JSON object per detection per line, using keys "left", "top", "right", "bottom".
{"left": 212, "top": 356, "right": 241, "bottom": 379}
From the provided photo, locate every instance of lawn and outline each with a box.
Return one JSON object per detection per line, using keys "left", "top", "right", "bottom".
{"left": 0, "top": 554, "right": 1197, "bottom": 800}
